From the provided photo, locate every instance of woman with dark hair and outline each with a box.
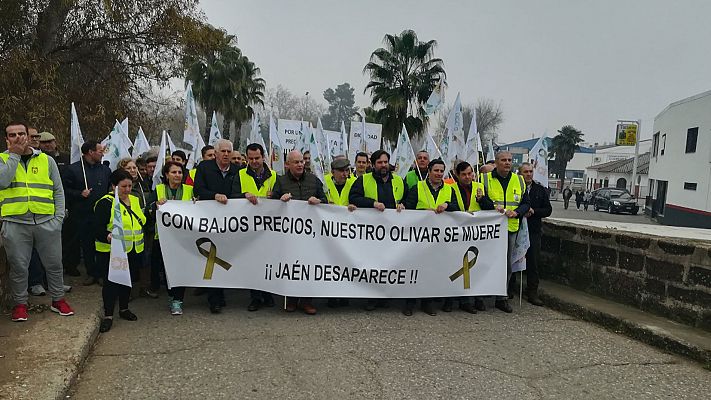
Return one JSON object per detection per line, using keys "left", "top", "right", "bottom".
{"left": 94, "top": 169, "right": 146, "bottom": 333}
{"left": 145, "top": 161, "right": 193, "bottom": 315}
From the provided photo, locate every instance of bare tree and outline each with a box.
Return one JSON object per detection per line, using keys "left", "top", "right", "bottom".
{"left": 437, "top": 98, "right": 504, "bottom": 144}
{"left": 264, "top": 84, "right": 325, "bottom": 125}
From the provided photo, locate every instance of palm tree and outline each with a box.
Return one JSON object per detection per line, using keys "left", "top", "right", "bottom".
{"left": 363, "top": 29, "right": 445, "bottom": 142}
{"left": 221, "top": 55, "right": 265, "bottom": 145}
{"left": 550, "top": 125, "right": 584, "bottom": 188}
{"left": 185, "top": 34, "right": 242, "bottom": 139}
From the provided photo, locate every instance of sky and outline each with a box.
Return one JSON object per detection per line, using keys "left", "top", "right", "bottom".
{"left": 198, "top": 0, "right": 711, "bottom": 145}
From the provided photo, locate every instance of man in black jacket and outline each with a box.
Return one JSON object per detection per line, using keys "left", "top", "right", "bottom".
{"left": 518, "top": 162, "right": 552, "bottom": 306}
{"left": 62, "top": 140, "right": 111, "bottom": 284}
{"left": 271, "top": 150, "right": 327, "bottom": 315}
{"left": 349, "top": 150, "right": 407, "bottom": 311}
{"left": 193, "top": 139, "right": 239, "bottom": 313}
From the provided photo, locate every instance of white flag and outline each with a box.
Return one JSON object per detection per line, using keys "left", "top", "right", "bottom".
{"left": 423, "top": 130, "right": 443, "bottom": 160}
{"left": 102, "top": 122, "right": 131, "bottom": 170}
{"left": 530, "top": 134, "right": 549, "bottom": 187}
{"left": 307, "top": 126, "right": 327, "bottom": 193}
{"left": 444, "top": 93, "right": 465, "bottom": 173}
{"left": 269, "top": 113, "right": 285, "bottom": 174}
{"left": 166, "top": 131, "right": 177, "bottom": 154}
{"left": 208, "top": 112, "right": 222, "bottom": 146}
{"left": 511, "top": 218, "right": 530, "bottom": 273}
{"left": 486, "top": 139, "right": 496, "bottom": 163}
{"left": 463, "top": 112, "right": 481, "bottom": 169}
{"left": 295, "top": 121, "right": 310, "bottom": 154}
{"left": 132, "top": 127, "right": 150, "bottom": 159}
{"left": 249, "top": 115, "right": 269, "bottom": 159}
{"left": 424, "top": 80, "right": 445, "bottom": 116}
{"left": 120, "top": 118, "right": 129, "bottom": 139}
{"left": 70, "top": 103, "right": 84, "bottom": 164}
{"left": 339, "top": 121, "right": 349, "bottom": 156}
{"left": 108, "top": 187, "right": 132, "bottom": 287}
{"left": 153, "top": 131, "right": 168, "bottom": 189}
{"left": 183, "top": 81, "right": 201, "bottom": 168}
{"left": 316, "top": 117, "right": 331, "bottom": 174}
{"left": 392, "top": 125, "right": 416, "bottom": 179}
{"left": 194, "top": 130, "right": 207, "bottom": 165}
{"left": 115, "top": 119, "right": 133, "bottom": 154}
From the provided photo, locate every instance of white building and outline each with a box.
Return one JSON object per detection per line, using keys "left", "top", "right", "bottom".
{"left": 585, "top": 152, "right": 650, "bottom": 196}
{"left": 647, "top": 90, "right": 711, "bottom": 228}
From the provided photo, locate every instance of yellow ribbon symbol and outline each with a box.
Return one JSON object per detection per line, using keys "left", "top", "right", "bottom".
{"left": 196, "top": 238, "right": 232, "bottom": 280}
{"left": 449, "top": 246, "right": 479, "bottom": 289}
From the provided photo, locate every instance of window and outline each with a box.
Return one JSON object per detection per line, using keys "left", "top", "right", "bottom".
{"left": 661, "top": 134, "right": 666, "bottom": 156}
{"left": 686, "top": 127, "right": 698, "bottom": 153}
{"left": 652, "top": 132, "right": 660, "bottom": 157}
{"left": 684, "top": 182, "right": 697, "bottom": 190}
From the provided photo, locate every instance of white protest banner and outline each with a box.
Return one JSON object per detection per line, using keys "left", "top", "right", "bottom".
{"left": 157, "top": 200, "right": 508, "bottom": 298}
{"left": 278, "top": 119, "right": 304, "bottom": 150}
{"left": 108, "top": 188, "right": 132, "bottom": 287}
{"left": 325, "top": 130, "right": 343, "bottom": 159}
{"left": 348, "top": 122, "right": 382, "bottom": 161}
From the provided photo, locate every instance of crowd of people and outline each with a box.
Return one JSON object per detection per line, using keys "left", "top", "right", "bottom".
{"left": 1, "top": 121, "right": 552, "bottom": 333}
{"left": 562, "top": 186, "right": 592, "bottom": 211}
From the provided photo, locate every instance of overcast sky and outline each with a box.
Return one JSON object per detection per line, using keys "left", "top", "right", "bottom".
{"left": 199, "top": 0, "right": 711, "bottom": 144}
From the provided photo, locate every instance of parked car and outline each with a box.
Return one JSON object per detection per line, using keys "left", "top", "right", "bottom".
{"left": 592, "top": 188, "right": 639, "bottom": 214}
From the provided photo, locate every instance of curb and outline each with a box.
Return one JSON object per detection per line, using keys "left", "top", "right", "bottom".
{"left": 538, "top": 287, "right": 711, "bottom": 367}
{"left": 59, "top": 310, "right": 101, "bottom": 400}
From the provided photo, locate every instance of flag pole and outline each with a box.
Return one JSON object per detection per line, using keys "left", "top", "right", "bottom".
{"left": 80, "top": 157, "right": 88, "bottom": 190}
{"left": 519, "top": 271, "right": 523, "bottom": 307}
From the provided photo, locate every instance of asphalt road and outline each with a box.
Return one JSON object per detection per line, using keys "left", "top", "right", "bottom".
{"left": 549, "top": 199, "right": 656, "bottom": 225}
{"left": 70, "top": 292, "right": 709, "bottom": 400}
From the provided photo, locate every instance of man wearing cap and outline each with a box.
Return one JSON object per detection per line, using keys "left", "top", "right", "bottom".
{"left": 37, "top": 131, "right": 69, "bottom": 176}
{"left": 325, "top": 157, "right": 357, "bottom": 210}
{"left": 324, "top": 156, "right": 357, "bottom": 308}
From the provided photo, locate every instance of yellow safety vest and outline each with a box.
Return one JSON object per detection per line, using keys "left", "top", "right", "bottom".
{"left": 94, "top": 194, "right": 147, "bottom": 253}
{"left": 325, "top": 176, "right": 356, "bottom": 206}
{"left": 0, "top": 153, "right": 55, "bottom": 217}
{"left": 480, "top": 171, "right": 526, "bottom": 232}
{"left": 239, "top": 168, "right": 276, "bottom": 198}
{"left": 362, "top": 173, "right": 405, "bottom": 203}
{"left": 155, "top": 184, "right": 193, "bottom": 239}
{"left": 450, "top": 182, "right": 483, "bottom": 212}
{"left": 416, "top": 180, "right": 453, "bottom": 210}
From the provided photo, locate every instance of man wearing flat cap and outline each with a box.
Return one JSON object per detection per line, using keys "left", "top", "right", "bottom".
{"left": 37, "top": 132, "right": 69, "bottom": 176}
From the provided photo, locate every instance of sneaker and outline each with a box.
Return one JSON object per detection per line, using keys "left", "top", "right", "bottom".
{"left": 29, "top": 284, "right": 46, "bottom": 296}
{"left": 63, "top": 285, "right": 72, "bottom": 293}
{"left": 12, "top": 304, "right": 28, "bottom": 322}
{"left": 170, "top": 300, "right": 183, "bottom": 316}
{"left": 50, "top": 299, "right": 75, "bottom": 316}
{"left": 141, "top": 288, "right": 159, "bottom": 299}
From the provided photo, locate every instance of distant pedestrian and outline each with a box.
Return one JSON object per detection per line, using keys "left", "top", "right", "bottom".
{"left": 583, "top": 189, "right": 591, "bottom": 211}
{"left": 575, "top": 190, "right": 584, "bottom": 210}
{"left": 562, "top": 186, "right": 572, "bottom": 210}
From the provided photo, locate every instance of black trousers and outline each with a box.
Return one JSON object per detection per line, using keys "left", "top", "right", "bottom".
{"left": 151, "top": 241, "right": 186, "bottom": 301}
{"left": 525, "top": 232, "right": 541, "bottom": 292}
{"left": 250, "top": 290, "right": 273, "bottom": 301}
{"left": 98, "top": 251, "right": 142, "bottom": 316}
{"left": 64, "top": 213, "right": 100, "bottom": 278}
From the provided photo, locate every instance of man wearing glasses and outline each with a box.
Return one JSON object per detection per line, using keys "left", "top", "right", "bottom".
{"left": 1, "top": 121, "right": 74, "bottom": 322}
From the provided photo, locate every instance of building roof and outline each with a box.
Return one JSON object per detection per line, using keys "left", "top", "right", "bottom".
{"left": 501, "top": 137, "right": 596, "bottom": 153}
{"left": 587, "top": 152, "right": 650, "bottom": 174}
{"left": 655, "top": 89, "right": 711, "bottom": 121}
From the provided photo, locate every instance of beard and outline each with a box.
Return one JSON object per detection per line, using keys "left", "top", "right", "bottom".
{"left": 373, "top": 166, "right": 389, "bottom": 178}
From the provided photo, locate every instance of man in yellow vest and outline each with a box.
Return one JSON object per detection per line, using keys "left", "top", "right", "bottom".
{"left": 229, "top": 142, "right": 277, "bottom": 311}
{"left": 478, "top": 151, "right": 530, "bottom": 313}
{"left": 444, "top": 160, "right": 485, "bottom": 313}
{"left": 1, "top": 121, "right": 74, "bottom": 322}
{"left": 403, "top": 158, "right": 458, "bottom": 316}
{"left": 324, "top": 157, "right": 357, "bottom": 308}
{"left": 405, "top": 150, "right": 429, "bottom": 190}
{"left": 349, "top": 150, "right": 407, "bottom": 311}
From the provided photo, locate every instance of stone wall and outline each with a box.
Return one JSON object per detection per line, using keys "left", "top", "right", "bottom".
{"left": 540, "top": 220, "right": 711, "bottom": 332}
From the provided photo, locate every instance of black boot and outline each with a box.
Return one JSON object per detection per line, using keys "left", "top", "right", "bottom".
{"left": 527, "top": 290, "right": 544, "bottom": 306}
{"left": 442, "top": 299, "right": 453, "bottom": 312}
{"left": 494, "top": 299, "right": 513, "bottom": 313}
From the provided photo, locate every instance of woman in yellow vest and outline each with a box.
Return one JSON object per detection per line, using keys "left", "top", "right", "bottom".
{"left": 94, "top": 169, "right": 147, "bottom": 333}
{"left": 146, "top": 161, "right": 193, "bottom": 315}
